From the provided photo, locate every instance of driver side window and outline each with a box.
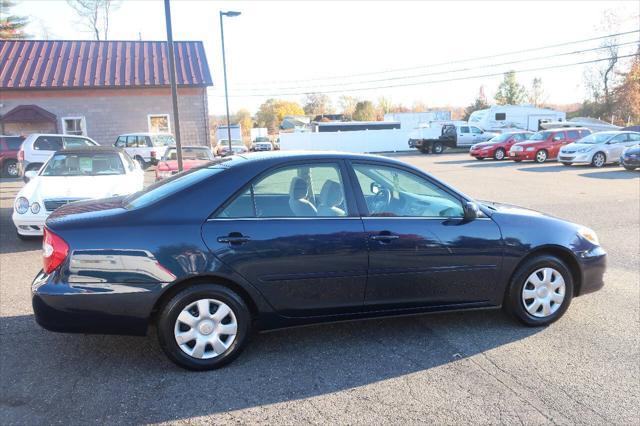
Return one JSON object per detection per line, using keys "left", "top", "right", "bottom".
{"left": 353, "top": 164, "right": 464, "bottom": 218}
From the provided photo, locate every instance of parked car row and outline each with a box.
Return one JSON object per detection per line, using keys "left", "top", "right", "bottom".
{"left": 469, "top": 128, "right": 640, "bottom": 169}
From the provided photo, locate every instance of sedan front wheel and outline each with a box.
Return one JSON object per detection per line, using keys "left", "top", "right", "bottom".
{"left": 534, "top": 150, "right": 548, "bottom": 163}
{"left": 591, "top": 152, "right": 606, "bottom": 168}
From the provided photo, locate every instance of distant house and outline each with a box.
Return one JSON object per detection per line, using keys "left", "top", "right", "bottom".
{"left": 0, "top": 40, "right": 213, "bottom": 145}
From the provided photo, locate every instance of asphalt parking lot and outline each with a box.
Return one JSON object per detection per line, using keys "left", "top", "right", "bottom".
{"left": 1, "top": 152, "right": 638, "bottom": 424}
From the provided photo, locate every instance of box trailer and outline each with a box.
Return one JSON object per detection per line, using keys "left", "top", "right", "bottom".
{"left": 468, "top": 105, "right": 566, "bottom": 132}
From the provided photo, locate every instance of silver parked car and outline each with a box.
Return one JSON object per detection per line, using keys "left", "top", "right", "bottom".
{"left": 558, "top": 131, "right": 640, "bottom": 167}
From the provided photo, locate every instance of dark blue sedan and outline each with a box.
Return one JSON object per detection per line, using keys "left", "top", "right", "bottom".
{"left": 32, "top": 152, "right": 606, "bottom": 370}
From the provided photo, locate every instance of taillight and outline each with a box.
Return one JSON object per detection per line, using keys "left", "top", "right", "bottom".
{"left": 42, "top": 227, "right": 69, "bottom": 274}
{"left": 18, "top": 149, "right": 24, "bottom": 161}
{"left": 150, "top": 150, "right": 157, "bottom": 158}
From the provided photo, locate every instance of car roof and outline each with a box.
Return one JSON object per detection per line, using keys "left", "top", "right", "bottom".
{"left": 54, "top": 146, "right": 124, "bottom": 155}
{"left": 118, "top": 133, "right": 173, "bottom": 136}
{"left": 216, "top": 150, "right": 410, "bottom": 168}
{"left": 543, "top": 127, "right": 590, "bottom": 132}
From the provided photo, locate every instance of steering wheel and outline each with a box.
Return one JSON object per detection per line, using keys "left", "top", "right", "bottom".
{"left": 369, "top": 187, "right": 392, "bottom": 215}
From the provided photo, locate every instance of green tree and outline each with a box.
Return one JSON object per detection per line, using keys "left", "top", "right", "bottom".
{"left": 494, "top": 71, "right": 527, "bottom": 105}
{"left": 352, "top": 101, "right": 377, "bottom": 121}
{"left": 463, "top": 86, "right": 489, "bottom": 121}
{"left": 255, "top": 99, "right": 304, "bottom": 133}
{"left": 0, "top": 1, "right": 29, "bottom": 39}
{"left": 303, "top": 93, "right": 333, "bottom": 116}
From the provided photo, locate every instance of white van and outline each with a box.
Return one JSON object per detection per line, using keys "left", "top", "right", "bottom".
{"left": 18, "top": 134, "right": 99, "bottom": 180}
{"left": 468, "top": 105, "right": 566, "bottom": 132}
{"left": 114, "top": 133, "right": 175, "bottom": 168}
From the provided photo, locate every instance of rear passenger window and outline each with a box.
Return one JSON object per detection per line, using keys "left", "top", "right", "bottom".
{"left": 628, "top": 133, "right": 640, "bottom": 142}
{"left": 567, "top": 130, "right": 579, "bottom": 139}
{"left": 34, "top": 136, "right": 63, "bottom": 151}
{"left": 218, "top": 163, "right": 348, "bottom": 218}
{"left": 460, "top": 126, "right": 470, "bottom": 133}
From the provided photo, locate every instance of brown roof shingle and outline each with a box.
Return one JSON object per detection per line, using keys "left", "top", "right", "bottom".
{"left": 0, "top": 40, "right": 213, "bottom": 89}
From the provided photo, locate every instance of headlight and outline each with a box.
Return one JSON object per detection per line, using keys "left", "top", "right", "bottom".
{"left": 576, "top": 147, "right": 594, "bottom": 153}
{"left": 30, "top": 202, "right": 40, "bottom": 214}
{"left": 15, "top": 197, "right": 29, "bottom": 214}
{"left": 526, "top": 147, "right": 535, "bottom": 152}
{"left": 578, "top": 227, "right": 599, "bottom": 246}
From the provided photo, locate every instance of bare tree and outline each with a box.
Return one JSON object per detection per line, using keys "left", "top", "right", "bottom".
{"left": 66, "top": 0, "right": 120, "bottom": 40}
{"left": 528, "top": 77, "right": 546, "bottom": 107}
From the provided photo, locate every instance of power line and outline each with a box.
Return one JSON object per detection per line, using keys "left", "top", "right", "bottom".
{"left": 228, "top": 40, "right": 639, "bottom": 93}
{"left": 234, "top": 29, "right": 640, "bottom": 87}
{"left": 209, "top": 52, "right": 639, "bottom": 98}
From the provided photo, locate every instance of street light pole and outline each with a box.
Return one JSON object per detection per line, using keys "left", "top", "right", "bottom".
{"left": 219, "top": 10, "right": 241, "bottom": 154}
{"left": 164, "top": 0, "right": 183, "bottom": 171}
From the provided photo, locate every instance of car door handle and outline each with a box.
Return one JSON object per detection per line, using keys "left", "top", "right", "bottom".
{"left": 370, "top": 233, "right": 400, "bottom": 242}
{"left": 217, "top": 233, "right": 251, "bottom": 244}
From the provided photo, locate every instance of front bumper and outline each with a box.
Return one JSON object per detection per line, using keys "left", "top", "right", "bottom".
{"left": 470, "top": 149, "right": 492, "bottom": 158}
{"left": 558, "top": 152, "right": 593, "bottom": 164}
{"left": 509, "top": 150, "right": 535, "bottom": 161}
{"left": 576, "top": 246, "right": 607, "bottom": 296}
{"left": 621, "top": 155, "right": 640, "bottom": 168}
{"left": 31, "top": 269, "right": 164, "bottom": 336}
{"left": 12, "top": 211, "right": 47, "bottom": 236}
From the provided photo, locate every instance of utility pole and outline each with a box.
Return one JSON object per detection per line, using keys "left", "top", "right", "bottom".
{"left": 220, "top": 10, "right": 241, "bottom": 153}
{"left": 164, "top": 0, "right": 183, "bottom": 171}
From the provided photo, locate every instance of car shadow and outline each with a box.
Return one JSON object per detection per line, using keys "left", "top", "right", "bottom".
{"left": 464, "top": 160, "right": 525, "bottom": 168}
{"left": 0, "top": 310, "right": 541, "bottom": 423}
{"left": 516, "top": 164, "right": 571, "bottom": 173}
{"left": 579, "top": 169, "right": 639, "bottom": 179}
{"left": 0, "top": 207, "right": 41, "bottom": 254}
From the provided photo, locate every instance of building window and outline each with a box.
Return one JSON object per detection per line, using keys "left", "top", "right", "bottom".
{"left": 62, "top": 117, "right": 86, "bottom": 136}
{"left": 148, "top": 114, "right": 171, "bottom": 133}
{"left": 495, "top": 113, "right": 506, "bottom": 121}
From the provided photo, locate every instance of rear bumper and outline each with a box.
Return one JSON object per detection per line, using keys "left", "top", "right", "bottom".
{"left": 620, "top": 155, "right": 640, "bottom": 167}
{"left": 577, "top": 246, "right": 607, "bottom": 296}
{"left": 31, "top": 270, "right": 164, "bottom": 336}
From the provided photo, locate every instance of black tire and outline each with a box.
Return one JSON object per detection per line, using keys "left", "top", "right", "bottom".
{"left": 561, "top": 162, "right": 572, "bottom": 166}
{"left": 418, "top": 147, "right": 429, "bottom": 154}
{"left": 3, "top": 160, "right": 18, "bottom": 178}
{"left": 432, "top": 142, "right": 444, "bottom": 154}
{"left": 513, "top": 159, "right": 522, "bottom": 162}
{"left": 157, "top": 283, "right": 251, "bottom": 371}
{"left": 494, "top": 148, "right": 506, "bottom": 161}
{"left": 591, "top": 152, "right": 606, "bottom": 168}
{"left": 623, "top": 165, "right": 636, "bottom": 171}
{"left": 504, "top": 255, "right": 573, "bottom": 327}
{"left": 475, "top": 157, "right": 484, "bottom": 161}
{"left": 534, "top": 150, "right": 548, "bottom": 163}
{"left": 135, "top": 156, "right": 146, "bottom": 169}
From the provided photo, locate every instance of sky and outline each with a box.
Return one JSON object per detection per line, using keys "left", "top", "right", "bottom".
{"left": 12, "top": 0, "right": 640, "bottom": 115}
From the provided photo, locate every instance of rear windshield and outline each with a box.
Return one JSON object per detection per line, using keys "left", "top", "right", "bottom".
{"left": 124, "top": 162, "right": 230, "bottom": 209}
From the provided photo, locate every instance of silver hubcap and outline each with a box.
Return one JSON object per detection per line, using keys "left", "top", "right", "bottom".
{"left": 593, "top": 153, "right": 604, "bottom": 167}
{"left": 536, "top": 151, "right": 546, "bottom": 162}
{"left": 495, "top": 150, "right": 504, "bottom": 160}
{"left": 174, "top": 298, "right": 238, "bottom": 359}
{"left": 522, "top": 267, "right": 566, "bottom": 318}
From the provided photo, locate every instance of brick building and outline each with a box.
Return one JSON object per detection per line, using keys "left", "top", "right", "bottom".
{"left": 0, "top": 40, "right": 212, "bottom": 145}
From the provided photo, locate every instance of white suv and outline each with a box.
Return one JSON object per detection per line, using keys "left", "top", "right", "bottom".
{"left": 18, "top": 134, "right": 99, "bottom": 181}
{"left": 114, "top": 133, "right": 175, "bottom": 168}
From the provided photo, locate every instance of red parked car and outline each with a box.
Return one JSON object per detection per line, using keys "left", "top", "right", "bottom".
{"left": 155, "top": 146, "right": 214, "bottom": 181}
{"left": 509, "top": 128, "right": 591, "bottom": 163}
{"left": 0, "top": 135, "right": 25, "bottom": 177}
{"left": 469, "top": 131, "right": 532, "bottom": 160}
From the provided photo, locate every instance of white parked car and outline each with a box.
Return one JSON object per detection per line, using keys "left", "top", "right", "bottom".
{"left": 12, "top": 147, "right": 144, "bottom": 238}
{"left": 558, "top": 131, "right": 640, "bottom": 167}
{"left": 18, "top": 134, "right": 99, "bottom": 180}
{"left": 114, "top": 133, "right": 176, "bottom": 168}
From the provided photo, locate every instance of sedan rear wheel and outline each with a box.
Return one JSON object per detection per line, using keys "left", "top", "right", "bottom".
{"left": 3, "top": 160, "right": 18, "bottom": 177}
{"left": 591, "top": 152, "right": 606, "bottom": 168}
{"left": 505, "top": 255, "right": 573, "bottom": 326}
{"left": 535, "top": 150, "right": 548, "bottom": 163}
{"left": 157, "top": 284, "right": 250, "bottom": 370}
{"left": 494, "top": 148, "right": 505, "bottom": 160}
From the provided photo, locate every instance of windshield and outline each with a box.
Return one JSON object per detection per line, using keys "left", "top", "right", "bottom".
{"left": 576, "top": 133, "right": 616, "bottom": 144}
{"left": 41, "top": 153, "right": 125, "bottom": 176}
{"left": 254, "top": 137, "right": 270, "bottom": 142}
{"left": 163, "top": 147, "right": 214, "bottom": 161}
{"left": 219, "top": 140, "right": 244, "bottom": 146}
{"left": 468, "top": 111, "right": 486, "bottom": 123}
{"left": 488, "top": 133, "right": 513, "bottom": 143}
{"left": 529, "top": 131, "right": 552, "bottom": 141}
{"left": 151, "top": 135, "right": 176, "bottom": 147}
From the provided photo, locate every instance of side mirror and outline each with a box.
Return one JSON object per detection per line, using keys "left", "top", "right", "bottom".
{"left": 463, "top": 201, "right": 480, "bottom": 221}
{"left": 24, "top": 170, "right": 38, "bottom": 181}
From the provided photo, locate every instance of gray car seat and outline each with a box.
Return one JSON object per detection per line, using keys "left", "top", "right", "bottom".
{"left": 317, "top": 180, "right": 345, "bottom": 216}
{"left": 289, "top": 176, "right": 317, "bottom": 216}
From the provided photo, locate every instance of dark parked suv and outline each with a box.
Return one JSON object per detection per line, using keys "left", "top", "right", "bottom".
{"left": 0, "top": 135, "right": 24, "bottom": 177}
